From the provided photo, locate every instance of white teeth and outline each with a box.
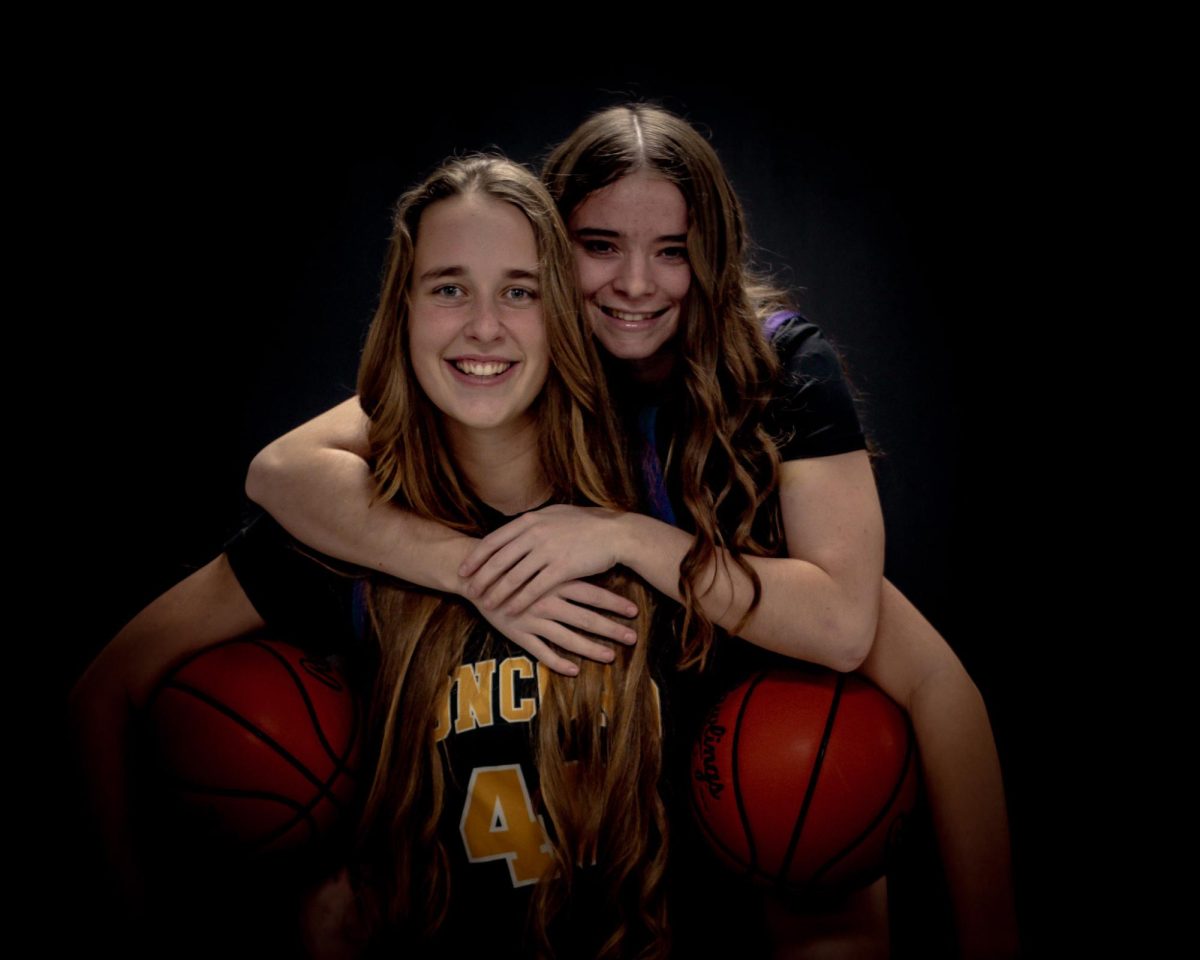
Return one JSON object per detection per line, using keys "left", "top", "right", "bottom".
{"left": 454, "top": 359, "right": 512, "bottom": 377}
{"left": 603, "top": 306, "right": 665, "bottom": 322}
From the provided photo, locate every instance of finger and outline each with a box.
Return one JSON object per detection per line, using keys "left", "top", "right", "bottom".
{"left": 503, "top": 566, "right": 570, "bottom": 617}
{"left": 459, "top": 514, "right": 536, "bottom": 577}
{"left": 513, "top": 633, "right": 580, "bottom": 676}
{"left": 555, "top": 581, "right": 639, "bottom": 618}
{"left": 465, "top": 538, "right": 537, "bottom": 598}
{"left": 537, "top": 622, "right": 616, "bottom": 664}
{"left": 538, "top": 597, "right": 637, "bottom": 646}
{"left": 478, "top": 554, "right": 548, "bottom": 610}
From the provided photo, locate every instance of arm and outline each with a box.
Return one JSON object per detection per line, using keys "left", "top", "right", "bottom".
{"left": 68, "top": 555, "right": 266, "bottom": 929}
{"left": 246, "top": 397, "right": 638, "bottom": 675}
{"left": 247, "top": 396, "right": 472, "bottom": 594}
{"left": 462, "top": 449, "right": 884, "bottom": 673}
{"left": 858, "top": 580, "right": 1019, "bottom": 959}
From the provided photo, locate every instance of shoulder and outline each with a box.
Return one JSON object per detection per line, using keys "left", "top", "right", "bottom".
{"left": 224, "top": 512, "right": 367, "bottom": 654}
{"left": 764, "top": 312, "right": 846, "bottom": 381}
{"left": 761, "top": 312, "right": 867, "bottom": 460}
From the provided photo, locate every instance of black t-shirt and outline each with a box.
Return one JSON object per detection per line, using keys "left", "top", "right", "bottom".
{"left": 632, "top": 315, "right": 865, "bottom": 532}
{"left": 762, "top": 314, "right": 866, "bottom": 462}
{"left": 634, "top": 316, "right": 870, "bottom": 955}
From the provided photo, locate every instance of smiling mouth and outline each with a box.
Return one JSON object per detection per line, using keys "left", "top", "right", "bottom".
{"left": 450, "top": 359, "right": 514, "bottom": 377}
{"left": 599, "top": 305, "right": 670, "bottom": 323}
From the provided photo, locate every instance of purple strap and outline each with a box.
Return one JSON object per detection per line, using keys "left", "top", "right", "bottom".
{"left": 764, "top": 310, "right": 799, "bottom": 338}
{"left": 637, "top": 405, "right": 676, "bottom": 526}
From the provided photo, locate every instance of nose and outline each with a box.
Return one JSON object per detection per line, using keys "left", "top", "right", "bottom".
{"left": 464, "top": 299, "right": 503, "bottom": 342}
{"left": 614, "top": 254, "right": 656, "bottom": 300}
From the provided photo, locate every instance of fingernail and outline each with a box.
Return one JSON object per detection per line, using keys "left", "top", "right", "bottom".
{"left": 623, "top": 630, "right": 636, "bottom": 644}
{"left": 626, "top": 604, "right": 637, "bottom": 616}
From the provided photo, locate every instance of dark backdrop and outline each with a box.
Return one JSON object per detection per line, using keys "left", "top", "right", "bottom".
{"left": 50, "top": 64, "right": 1094, "bottom": 956}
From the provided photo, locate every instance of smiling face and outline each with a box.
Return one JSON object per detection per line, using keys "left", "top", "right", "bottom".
{"left": 568, "top": 172, "right": 692, "bottom": 380}
{"left": 408, "top": 192, "right": 548, "bottom": 440}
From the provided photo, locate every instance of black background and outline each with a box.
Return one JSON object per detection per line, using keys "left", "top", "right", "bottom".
{"left": 45, "top": 54, "right": 1111, "bottom": 956}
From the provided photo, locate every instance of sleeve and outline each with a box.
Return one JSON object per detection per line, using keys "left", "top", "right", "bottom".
{"left": 224, "top": 512, "right": 364, "bottom": 655}
{"left": 763, "top": 315, "right": 867, "bottom": 461}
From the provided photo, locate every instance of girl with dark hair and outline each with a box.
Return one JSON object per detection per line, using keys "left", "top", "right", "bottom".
{"left": 71, "top": 154, "right": 670, "bottom": 959}
{"left": 246, "top": 107, "right": 1018, "bottom": 957}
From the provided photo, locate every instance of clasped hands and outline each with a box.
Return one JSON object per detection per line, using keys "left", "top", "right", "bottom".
{"left": 455, "top": 504, "right": 636, "bottom": 676}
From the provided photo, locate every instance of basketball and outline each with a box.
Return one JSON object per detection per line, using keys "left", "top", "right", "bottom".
{"left": 143, "top": 636, "right": 363, "bottom": 855}
{"left": 690, "top": 665, "right": 918, "bottom": 894}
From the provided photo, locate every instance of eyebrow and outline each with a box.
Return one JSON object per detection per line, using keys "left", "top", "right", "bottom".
{"left": 573, "top": 227, "right": 688, "bottom": 244}
{"left": 417, "top": 266, "right": 541, "bottom": 282}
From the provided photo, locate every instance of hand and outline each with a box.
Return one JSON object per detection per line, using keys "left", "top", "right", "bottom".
{"left": 459, "top": 505, "right": 628, "bottom": 614}
{"left": 470, "top": 579, "right": 638, "bottom": 677}
{"left": 299, "top": 867, "right": 367, "bottom": 959}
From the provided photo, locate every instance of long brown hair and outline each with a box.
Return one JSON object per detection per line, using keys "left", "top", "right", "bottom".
{"left": 353, "top": 155, "right": 668, "bottom": 958}
{"left": 544, "top": 105, "right": 787, "bottom": 670}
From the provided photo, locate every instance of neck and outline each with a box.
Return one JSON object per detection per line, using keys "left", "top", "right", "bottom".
{"left": 444, "top": 415, "right": 549, "bottom": 515}
{"left": 625, "top": 343, "right": 679, "bottom": 386}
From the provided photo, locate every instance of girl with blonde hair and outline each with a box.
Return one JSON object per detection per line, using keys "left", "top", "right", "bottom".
{"left": 72, "top": 154, "right": 670, "bottom": 958}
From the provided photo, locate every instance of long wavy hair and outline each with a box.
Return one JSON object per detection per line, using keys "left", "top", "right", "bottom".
{"left": 544, "top": 105, "right": 787, "bottom": 670}
{"left": 353, "top": 155, "right": 668, "bottom": 958}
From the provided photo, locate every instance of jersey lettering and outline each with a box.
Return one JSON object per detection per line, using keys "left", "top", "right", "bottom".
{"left": 454, "top": 659, "right": 497, "bottom": 733}
{"left": 460, "top": 764, "right": 554, "bottom": 887}
{"left": 498, "top": 656, "right": 536, "bottom": 722}
{"left": 436, "top": 656, "right": 662, "bottom": 741}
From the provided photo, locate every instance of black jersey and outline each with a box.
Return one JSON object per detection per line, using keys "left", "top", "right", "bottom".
{"left": 225, "top": 510, "right": 668, "bottom": 958}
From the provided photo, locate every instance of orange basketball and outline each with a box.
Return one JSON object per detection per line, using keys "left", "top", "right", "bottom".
{"left": 690, "top": 666, "right": 918, "bottom": 893}
{"left": 144, "top": 636, "right": 363, "bottom": 854}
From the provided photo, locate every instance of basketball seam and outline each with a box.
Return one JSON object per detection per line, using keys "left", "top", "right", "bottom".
{"left": 150, "top": 637, "right": 363, "bottom": 853}
{"left": 732, "top": 671, "right": 769, "bottom": 878}
{"left": 162, "top": 679, "right": 349, "bottom": 811}
{"left": 249, "top": 638, "right": 362, "bottom": 776}
{"left": 775, "top": 672, "right": 843, "bottom": 887}
{"left": 809, "top": 714, "right": 917, "bottom": 886}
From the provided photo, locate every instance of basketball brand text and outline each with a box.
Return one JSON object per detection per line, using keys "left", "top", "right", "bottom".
{"left": 695, "top": 718, "right": 727, "bottom": 800}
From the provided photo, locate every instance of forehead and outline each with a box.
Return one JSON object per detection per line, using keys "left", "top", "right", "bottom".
{"left": 568, "top": 172, "right": 688, "bottom": 235}
{"left": 413, "top": 193, "right": 537, "bottom": 268}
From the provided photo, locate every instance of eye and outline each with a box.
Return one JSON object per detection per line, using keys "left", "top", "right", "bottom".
{"left": 659, "top": 246, "right": 688, "bottom": 262}
{"left": 503, "top": 286, "right": 539, "bottom": 303}
{"left": 433, "top": 283, "right": 465, "bottom": 298}
{"left": 579, "top": 238, "right": 616, "bottom": 255}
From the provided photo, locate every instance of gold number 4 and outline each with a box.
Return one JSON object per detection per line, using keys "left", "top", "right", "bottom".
{"left": 459, "top": 764, "right": 554, "bottom": 887}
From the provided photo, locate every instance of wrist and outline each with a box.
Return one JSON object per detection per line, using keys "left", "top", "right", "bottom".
{"left": 614, "top": 511, "right": 651, "bottom": 570}
{"left": 441, "top": 534, "right": 480, "bottom": 596}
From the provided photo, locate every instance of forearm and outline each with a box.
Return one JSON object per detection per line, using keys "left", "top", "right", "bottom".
{"left": 68, "top": 555, "right": 269, "bottom": 935}
{"left": 859, "top": 580, "right": 1018, "bottom": 959}
{"left": 618, "top": 512, "right": 877, "bottom": 671}
{"left": 248, "top": 444, "right": 475, "bottom": 594}
{"left": 912, "top": 666, "right": 1018, "bottom": 959}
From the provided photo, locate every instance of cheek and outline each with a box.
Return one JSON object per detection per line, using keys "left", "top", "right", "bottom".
{"left": 572, "top": 254, "right": 608, "bottom": 299}
{"left": 670, "top": 268, "right": 693, "bottom": 303}
{"left": 407, "top": 323, "right": 439, "bottom": 388}
{"left": 528, "top": 318, "right": 551, "bottom": 380}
